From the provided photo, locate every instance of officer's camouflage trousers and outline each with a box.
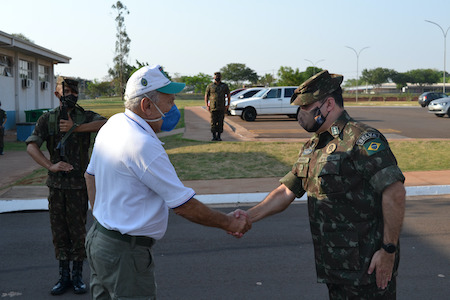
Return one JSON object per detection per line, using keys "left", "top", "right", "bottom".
{"left": 210, "top": 110, "right": 225, "bottom": 133}
{"left": 327, "top": 276, "right": 396, "bottom": 300}
{"left": 48, "top": 187, "right": 88, "bottom": 261}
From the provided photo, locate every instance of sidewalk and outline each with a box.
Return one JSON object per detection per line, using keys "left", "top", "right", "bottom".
{"left": 1, "top": 106, "right": 450, "bottom": 212}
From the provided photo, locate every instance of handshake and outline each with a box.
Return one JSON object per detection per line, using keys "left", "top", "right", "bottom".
{"left": 226, "top": 209, "right": 252, "bottom": 238}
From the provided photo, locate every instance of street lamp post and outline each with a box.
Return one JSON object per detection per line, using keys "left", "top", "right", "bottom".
{"left": 304, "top": 59, "right": 324, "bottom": 75}
{"left": 425, "top": 20, "right": 450, "bottom": 93}
{"left": 346, "top": 46, "right": 369, "bottom": 102}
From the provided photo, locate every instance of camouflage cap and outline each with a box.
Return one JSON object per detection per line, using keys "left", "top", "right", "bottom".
{"left": 290, "top": 70, "right": 343, "bottom": 106}
{"left": 56, "top": 76, "right": 79, "bottom": 94}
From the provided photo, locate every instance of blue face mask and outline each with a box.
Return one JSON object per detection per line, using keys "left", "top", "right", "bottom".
{"left": 144, "top": 101, "right": 181, "bottom": 132}
{"left": 160, "top": 104, "right": 181, "bottom": 132}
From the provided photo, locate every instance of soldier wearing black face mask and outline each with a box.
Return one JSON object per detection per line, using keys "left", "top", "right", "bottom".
{"left": 26, "top": 76, "right": 107, "bottom": 295}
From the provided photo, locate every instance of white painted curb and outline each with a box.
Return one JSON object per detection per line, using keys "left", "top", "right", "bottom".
{"left": 1, "top": 185, "right": 449, "bottom": 213}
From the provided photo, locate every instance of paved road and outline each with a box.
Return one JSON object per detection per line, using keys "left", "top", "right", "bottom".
{"left": 227, "top": 106, "right": 450, "bottom": 140}
{"left": 2, "top": 196, "right": 450, "bottom": 299}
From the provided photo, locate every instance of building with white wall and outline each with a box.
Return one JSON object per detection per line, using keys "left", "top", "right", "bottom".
{"left": 0, "top": 30, "right": 70, "bottom": 129}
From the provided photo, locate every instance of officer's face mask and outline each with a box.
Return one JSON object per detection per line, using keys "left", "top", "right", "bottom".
{"left": 144, "top": 99, "right": 181, "bottom": 132}
{"left": 297, "top": 100, "right": 329, "bottom": 132}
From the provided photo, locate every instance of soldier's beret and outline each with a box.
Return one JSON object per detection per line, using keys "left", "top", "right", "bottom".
{"left": 290, "top": 70, "right": 343, "bottom": 106}
{"left": 56, "top": 76, "right": 79, "bottom": 94}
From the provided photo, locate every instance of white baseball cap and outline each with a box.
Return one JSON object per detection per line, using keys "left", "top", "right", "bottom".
{"left": 124, "top": 65, "right": 185, "bottom": 100}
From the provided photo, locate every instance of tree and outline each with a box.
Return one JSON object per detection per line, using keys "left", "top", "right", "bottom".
{"left": 277, "top": 66, "right": 315, "bottom": 86}
{"left": 220, "top": 63, "right": 258, "bottom": 88}
{"left": 391, "top": 72, "right": 411, "bottom": 90}
{"left": 361, "top": 68, "right": 397, "bottom": 86}
{"left": 406, "top": 69, "right": 441, "bottom": 90}
{"left": 11, "top": 33, "right": 34, "bottom": 43}
{"left": 259, "top": 73, "right": 276, "bottom": 86}
{"left": 109, "top": 1, "right": 131, "bottom": 100}
{"left": 86, "top": 80, "right": 115, "bottom": 98}
{"left": 180, "top": 73, "right": 211, "bottom": 94}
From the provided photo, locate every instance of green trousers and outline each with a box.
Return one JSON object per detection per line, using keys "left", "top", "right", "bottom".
{"left": 86, "top": 222, "right": 157, "bottom": 300}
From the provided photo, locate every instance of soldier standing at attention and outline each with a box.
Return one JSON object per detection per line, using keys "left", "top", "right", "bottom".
{"left": 205, "top": 72, "right": 230, "bottom": 141}
{"left": 0, "top": 101, "right": 6, "bottom": 155}
{"left": 232, "top": 70, "right": 406, "bottom": 299}
{"left": 26, "top": 77, "right": 107, "bottom": 296}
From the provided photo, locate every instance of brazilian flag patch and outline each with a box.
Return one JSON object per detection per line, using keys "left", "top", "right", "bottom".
{"left": 363, "top": 138, "right": 386, "bottom": 156}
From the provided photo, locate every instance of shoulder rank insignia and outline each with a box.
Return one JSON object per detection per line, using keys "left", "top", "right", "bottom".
{"left": 363, "top": 138, "right": 386, "bottom": 156}
{"left": 331, "top": 126, "right": 340, "bottom": 136}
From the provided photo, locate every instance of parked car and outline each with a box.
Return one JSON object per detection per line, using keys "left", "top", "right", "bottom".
{"left": 229, "top": 86, "right": 298, "bottom": 121}
{"left": 229, "top": 88, "right": 246, "bottom": 97}
{"left": 418, "top": 92, "right": 447, "bottom": 107}
{"left": 428, "top": 97, "right": 450, "bottom": 117}
{"left": 230, "top": 87, "right": 265, "bottom": 101}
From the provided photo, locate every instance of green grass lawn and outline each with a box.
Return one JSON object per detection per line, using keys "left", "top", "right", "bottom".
{"left": 4, "top": 95, "right": 449, "bottom": 187}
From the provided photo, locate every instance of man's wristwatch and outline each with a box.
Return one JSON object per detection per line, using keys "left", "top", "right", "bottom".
{"left": 382, "top": 243, "right": 397, "bottom": 254}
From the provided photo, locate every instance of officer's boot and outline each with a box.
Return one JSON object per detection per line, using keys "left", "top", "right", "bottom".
{"left": 72, "top": 261, "right": 87, "bottom": 294}
{"left": 0, "top": 147, "right": 3, "bottom": 155}
{"left": 211, "top": 132, "right": 217, "bottom": 141}
{"left": 50, "top": 260, "right": 71, "bottom": 295}
{"left": 217, "top": 132, "right": 222, "bottom": 141}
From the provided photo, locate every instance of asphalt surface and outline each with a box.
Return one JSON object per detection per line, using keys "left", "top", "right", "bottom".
{"left": 1, "top": 197, "right": 450, "bottom": 300}
{"left": 227, "top": 106, "right": 450, "bottom": 140}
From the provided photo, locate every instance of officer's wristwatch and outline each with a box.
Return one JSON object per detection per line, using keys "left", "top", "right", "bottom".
{"left": 382, "top": 243, "right": 397, "bottom": 254}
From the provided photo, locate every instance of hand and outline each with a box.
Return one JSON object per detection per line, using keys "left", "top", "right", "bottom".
{"left": 226, "top": 209, "right": 251, "bottom": 238}
{"left": 48, "top": 161, "right": 74, "bottom": 173}
{"left": 367, "top": 249, "right": 395, "bottom": 289}
{"left": 59, "top": 114, "right": 74, "bottom": 132}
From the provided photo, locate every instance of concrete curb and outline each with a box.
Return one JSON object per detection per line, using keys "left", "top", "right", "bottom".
{"left": 1, "top": 185, "right": 449, "bottom": 213}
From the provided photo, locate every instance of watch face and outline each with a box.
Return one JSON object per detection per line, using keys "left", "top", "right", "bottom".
{"left": 383, "top": 243, "right": 396, "bottom": 253}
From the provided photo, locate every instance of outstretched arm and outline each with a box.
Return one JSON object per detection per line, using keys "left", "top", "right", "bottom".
{"left": 173, "top": 198, "right": 251, "bottom": 236}
{"left": 246, "top": 184, "right": 296, "bottom": 223}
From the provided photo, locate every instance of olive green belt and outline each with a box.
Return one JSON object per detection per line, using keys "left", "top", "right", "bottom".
{"left": 95, "top": 221, "right": 155, "bottom": 248}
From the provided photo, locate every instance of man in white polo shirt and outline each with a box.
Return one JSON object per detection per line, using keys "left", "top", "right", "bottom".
{"left": 84, "top": 65, "right": 251, "bottom": 299}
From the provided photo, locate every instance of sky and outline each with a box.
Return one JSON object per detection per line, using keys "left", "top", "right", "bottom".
{"left": 2, "top": 0, "right": 450, "bottom": 83}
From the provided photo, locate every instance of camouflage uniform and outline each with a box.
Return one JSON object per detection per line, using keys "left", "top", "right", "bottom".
{"left": 0, "top": 108, "right": 6, "bottom": 153}
{"left": 26, "top": 106, "right": 105, "bottom": 261}
{"left": 282, "top": 70, "right": 405, "bottom": 298}
{"left": 205, "top": 81, "right": 230, "bottom": 133}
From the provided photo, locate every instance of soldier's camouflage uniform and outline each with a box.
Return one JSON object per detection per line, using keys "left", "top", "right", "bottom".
{"left": 281, "top": 110, "right": 404, "bottom": 299}
{"left": 205, "top": 81, "right": 230, "bottom": 133}
{"left": 26, "top": 106, "right": 105, "bottom": 261}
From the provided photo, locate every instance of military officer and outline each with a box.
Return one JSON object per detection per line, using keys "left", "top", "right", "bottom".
{"left": 233, "top": 70, "right": 406, "bottom": 299}
{"left": 204, "top": 72, "right": 230, "bottom": 141}
{"left": 26, "top": 77, "right": 107, "bottom": 295}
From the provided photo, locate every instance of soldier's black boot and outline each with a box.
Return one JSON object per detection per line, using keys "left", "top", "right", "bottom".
{"left": 51, "top": 260, "right": 71, "bottom": 295}
{"left": 72, "top": 261, "right": 87, "bottom": 294}
{"left": 211, "top": 132, "right": 217, "bottom": 141}
{"left": 217, "top": 132, "right": 222, "bottom": 141}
